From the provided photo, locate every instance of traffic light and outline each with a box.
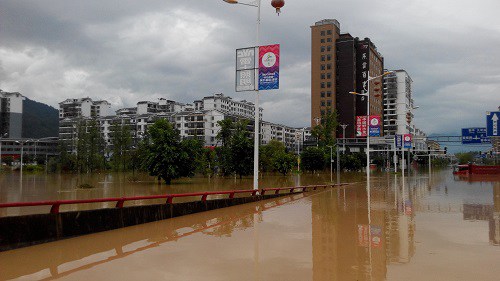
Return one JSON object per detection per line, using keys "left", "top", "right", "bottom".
{"left": 406, "top": 112, "right": 412, "bottom": 124}
{"left": 444, "top": 147, "right": 447, "bottom": 155}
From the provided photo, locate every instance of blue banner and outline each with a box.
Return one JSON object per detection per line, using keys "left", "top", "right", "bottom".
{"left": 395, "top": 135, "right": 402, "bottom": 148}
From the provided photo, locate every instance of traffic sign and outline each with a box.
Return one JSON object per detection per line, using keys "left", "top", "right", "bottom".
{"left": 486, "top": 111, "right": 500, "bottom": 137}
{"left": 461, "top": 127, "right": 491, "bottom": 144}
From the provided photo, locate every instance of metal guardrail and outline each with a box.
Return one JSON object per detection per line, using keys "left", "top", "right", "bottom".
{"left": 0, "top": 184, "right": 347, "bottom": 214}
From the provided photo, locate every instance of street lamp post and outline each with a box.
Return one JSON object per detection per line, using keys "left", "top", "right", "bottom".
{"left": 340, "top": 123, "right": 348, "bottom": 154}
{"left": 0, "top": 133, "right": 7, "bottom": 170}
{"left": 327, "top": 145, "right": 333, "bottom": 183}
{"left": 224, "top": 0, "right": 262, "bottom": 192}
{"left": 350, "top": 71, "right": 393, "bottom": 182}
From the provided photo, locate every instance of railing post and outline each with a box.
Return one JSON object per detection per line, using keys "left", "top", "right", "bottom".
{"left": 166, "top": 196, "right": 173, "bottom": 204}
{"left": 229, "top": 192, "right": 235, "bottom": 199}
{"left": 302, "top": 186, "right": 307, "bottom": 192}
{"left": 50, "top": 203, "right": 60, "bottom": 214}
{"left": 201, "top": 194, "right": 208, "bottom": 202}
{"left": 261, "top": 189, "right": 266, "bottom": 196}
{"left": 252, "top": 190, "right": 258, "bottom": 196}
{"left": 274, "top": 189, "right": 280, "bottom": 195}
{"left": 115, "top": 199, "right": 125, "bottom": 208}
{"left": 289, "top": 188, "right": 294, "bottom": 193}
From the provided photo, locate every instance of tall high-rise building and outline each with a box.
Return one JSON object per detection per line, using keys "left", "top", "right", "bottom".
{"left": 310, "top": 19, "right": 340, "bottom": 129}
{"left": 311, "top": 20, "right": 384, "bottom": 138}
{"left": 0, "top": 90, "right": 24, "bottom": 138}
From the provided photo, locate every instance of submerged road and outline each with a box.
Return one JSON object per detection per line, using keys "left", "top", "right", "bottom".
{"left": 1, "top": 170, "right": 499, "bottom": 280}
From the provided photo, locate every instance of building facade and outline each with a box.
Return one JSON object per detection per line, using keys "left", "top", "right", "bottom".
{"left": 0, "top": 90, "right": 24, "bottom": 138}
{"left": 59, "top": 94, "right": 301, "bottom": 154}
{"left": 311, "top": 20, "right": 384, "bottom": 138}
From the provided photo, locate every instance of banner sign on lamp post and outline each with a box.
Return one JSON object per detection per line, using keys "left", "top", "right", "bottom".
{"left": 369, "top": 115, "right": 381, "bottom": 137}
{"left": 403, "top": 134, "right": 412, "bottom": 149}
{"left": 258, "top": 44, "right": 280, "bottom": 90}
{"left": 356, "top": 116, "right": 368, "bottom": 137}
{"left": 236, "top": 47, "right": 257, "bottom": 92}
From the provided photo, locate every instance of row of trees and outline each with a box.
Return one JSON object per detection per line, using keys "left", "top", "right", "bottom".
{"left": 48, "top": 109, "right": 375, "bottom": 183}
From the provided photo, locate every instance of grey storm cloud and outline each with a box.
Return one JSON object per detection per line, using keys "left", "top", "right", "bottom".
{"left": 1, "top": 0, "right": 499, "bottom": 142}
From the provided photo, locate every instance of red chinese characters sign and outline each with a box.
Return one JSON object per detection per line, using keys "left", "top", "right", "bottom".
{"left": 356, "top": 116, "right": 368, "bottom": 137}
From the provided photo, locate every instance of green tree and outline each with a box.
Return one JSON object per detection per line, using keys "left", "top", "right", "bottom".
{"left": 259, "top": 139, "right": 287, "bottom": 173}
{"left": 272, "top": 151, "right": 296, "bottom": 175}
{"left": 110, "top": 122, "right": 132, "bottom": 171}
{"left": 215, "top": 118, "right": 235, "bottom": 176}
{"left": 311, "top": 109, "right": 339, "bottom": 147}
{"left": 75, "top": 119, "right": 106, "bottom": 173}
{"left": 229, "top": 120, "right": 253, "bottom": 178}
{"left": 141, "top": 119, "right": 199, "bottom": 184}
{"left": 456, "top": 152, "right": 474, "bottom": 164}
{"left": 301, "top": 147, "right": 326, "bottom": 173}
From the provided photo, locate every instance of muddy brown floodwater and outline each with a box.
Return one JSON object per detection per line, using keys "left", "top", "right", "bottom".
{"left": 0, "top": 169, "right": 499, "bottom": 280}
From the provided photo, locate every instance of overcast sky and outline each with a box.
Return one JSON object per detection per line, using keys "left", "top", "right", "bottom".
{"left": 1, "top": 0, "right": 499, "bottom": 148}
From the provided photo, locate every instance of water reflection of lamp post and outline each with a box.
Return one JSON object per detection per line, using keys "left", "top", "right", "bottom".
{"left": 313, "top": 117, "right": 321, "bottom": 146}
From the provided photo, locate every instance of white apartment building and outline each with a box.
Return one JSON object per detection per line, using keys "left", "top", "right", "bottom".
{"left": 383, "top": 70, "right": 427, "bottom": 151}
{"left": 59, "top": 94, "right": 302, "bottom": 154}
{"left": 0, "top": 90, "right": 24, "bottom": 138}
{"left": 199, "top": 93, "right": 262, "bottom": 120}
{"left": 59, "top": 98, "right": 112, "bottom": 119}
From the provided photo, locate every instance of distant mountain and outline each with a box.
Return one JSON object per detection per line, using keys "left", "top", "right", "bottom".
{"left": 22, "top": 98, "right": 58, "bottom": 138}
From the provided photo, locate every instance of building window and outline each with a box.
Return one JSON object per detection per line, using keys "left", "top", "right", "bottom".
{"left": 321, "top": 92, "right": 325, "bottom": 98}
{"left": 327, "top": 38, "right": 332, "bottom": 42}
{"left": 327, "top": 64, "right": 332, "bottom": 70}
{"left": 327, "top": 100, "right": 332, "bottom": 106}
{"left": 321, "top": 82, "right": 325, "bottom": 88}
{"left": 327, "top": 91, "right": 332, "bottom": 97}
{"left": 321, "top": 110, "right": 325, "bottom": 115}
{"left": 320, "top": 46, "right": 325, "bottom": 52}
{"left": 321, "top": 55, "right": 325, "bottom": 61}
{"left": 327, "top": 73, "right": 331, "bottom": 79}
{"left": 321, "top": 39, "right": 325, "bottom": 43}
{"left": 326, "top": 82, "right": 331, "bottom": 88}
{"left": 326, "top": 55, "right": 331, "bottom": 61}
{"left": 327, "top": 30, "right": 332, "bottom": 35}
{"left": 320, "top": 31, "right": 325, "bottom": 36}
{"left": 321, "top": 101, "right": 325, "bottom": 106}
{"left": 327, "top": 46, "right": 331, "bottom": 52}
{"left": 321, "top": 73, "right": 325, "bottom": 79}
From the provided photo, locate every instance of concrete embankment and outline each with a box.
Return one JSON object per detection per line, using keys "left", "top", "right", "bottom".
{"left": 0, "top": 193, "right": 294, "bottom": 252}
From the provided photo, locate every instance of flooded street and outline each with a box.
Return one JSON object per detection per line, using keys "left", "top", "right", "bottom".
{"left": 1, "top": 169, "right": 499, "bottom": 280}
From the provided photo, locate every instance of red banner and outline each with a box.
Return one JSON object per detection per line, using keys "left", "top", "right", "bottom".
{"left": 356, "top": 116, "right": 368, "bottom": 137}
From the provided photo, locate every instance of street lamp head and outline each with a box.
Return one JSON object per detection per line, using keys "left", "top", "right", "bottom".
{"left": 349, "top": 91, "right": 358, "bottom": 95}
{"left": 223, "top": 0, "right": 239, "bottom": 3}
{"left": 383, "top": 71, "right": 394, "bottom": 76}
{"left": 412, "top": 105, "right": 420, "bottom": 110}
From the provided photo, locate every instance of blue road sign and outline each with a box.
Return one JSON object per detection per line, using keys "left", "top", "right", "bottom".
{"left": 486, "top": 111, "right": 500, "bottom": 137}
{"left": 461, "top": 128, "right": 491, "bottom": 144}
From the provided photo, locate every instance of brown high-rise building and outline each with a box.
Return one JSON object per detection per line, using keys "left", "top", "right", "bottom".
{"left": 310, "top": 19, "right": 340, "bottom": 130}
{"left": 311, "top": 19, "right": 384, "bottom": 138}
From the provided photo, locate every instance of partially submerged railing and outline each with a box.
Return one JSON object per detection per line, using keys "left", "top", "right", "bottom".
{"left": 0, "top": 184, "right": 347, "bottom": 214}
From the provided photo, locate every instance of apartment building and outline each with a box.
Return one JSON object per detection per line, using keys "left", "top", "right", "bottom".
{"left": 0, "top": 90, "right": 24, "bottom": 138}
{"left": 58, "top": 94, "right": 302, "bottom": 153}
{"left": 311, "top": 20, "right": 384, "bottom": 138}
